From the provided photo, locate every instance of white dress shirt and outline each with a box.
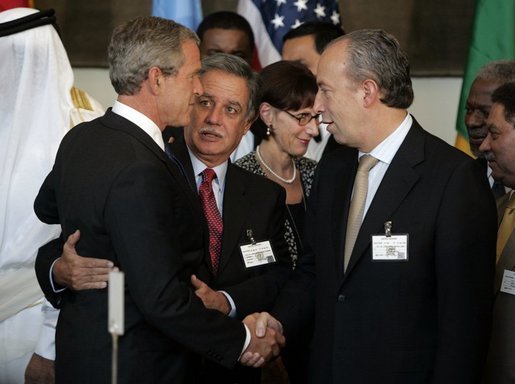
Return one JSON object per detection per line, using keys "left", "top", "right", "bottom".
{"left": 359, "top": 113, "right": 413, "bottom": 218}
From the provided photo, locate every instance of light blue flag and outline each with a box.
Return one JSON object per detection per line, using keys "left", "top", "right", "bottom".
{"left": 152, "top": 0, "right": 203, "bottom": 31}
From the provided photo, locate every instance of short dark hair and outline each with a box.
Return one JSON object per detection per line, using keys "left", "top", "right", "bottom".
{"left": 282, "top": 21, "right": 344, "bottom": 54}
{"left": 254, "top": 61, "right": 318, "bottom": 139}
{"left": 492, "top": 82, "right": 515, "bottom": 126}
{"left": 196, "top": 11, "right": 254, "bottom": 50}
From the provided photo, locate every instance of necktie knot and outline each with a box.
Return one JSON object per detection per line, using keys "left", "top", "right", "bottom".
{"left": 507, "top": 193, "right": 515, "bottom": 210}
{"left": 492, "top": 180, "right": 506, "bottom": 199}
{"left": 202, "top": 168, "right": 217, "bottom": 184}
{"left": 358, "top": 154, "right": 379, "bottom": 173}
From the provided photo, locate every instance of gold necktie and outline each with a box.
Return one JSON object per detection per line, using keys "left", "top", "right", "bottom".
{"left": 497, "top": 193, "right": 515, "bottom": 263}
{"left": 344, "top": 155, "right": 379, "bottom": 272}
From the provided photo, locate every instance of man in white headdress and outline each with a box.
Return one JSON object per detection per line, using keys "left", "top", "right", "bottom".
{"left": 0, "top": 7, "right": 103, "bottom": 383}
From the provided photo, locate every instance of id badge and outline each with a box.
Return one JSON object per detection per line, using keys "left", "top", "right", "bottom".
{"left": 500, "top": 269, "right": 515, "bottom": 296}
{"left": 372, "top": 235, "right": 409, "bottom": 260}
{"left": 371, "top": 221, "right": 409, "bottom": 261}
{"left": 240, "top": 241, "right": 276, "bottom": 268}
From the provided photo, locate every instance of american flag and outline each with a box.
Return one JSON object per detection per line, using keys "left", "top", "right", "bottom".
{"left": 238, "top": 0, "right": 341, "bottom": 68}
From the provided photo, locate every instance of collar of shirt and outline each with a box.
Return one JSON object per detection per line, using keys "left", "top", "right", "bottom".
{"left": 357, "top": 113, "right": 413, "bottom": 216}
{"left": 359, "top": 113, "right": 413, "bottom": 165}
{"left": 188, "top": 147, "right": 228, "bottom": 213}
{"left": 112, "top": 101, "right": 165, "bottom": 150}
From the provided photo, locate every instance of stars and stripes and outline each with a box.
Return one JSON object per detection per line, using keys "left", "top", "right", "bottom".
{"left": 238, "top": 0, "right": 341, "bottom": 68}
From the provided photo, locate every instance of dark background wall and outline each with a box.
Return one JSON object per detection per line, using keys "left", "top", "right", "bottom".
{"left": 36, "top": 0, "right": 475, "bottom": 75}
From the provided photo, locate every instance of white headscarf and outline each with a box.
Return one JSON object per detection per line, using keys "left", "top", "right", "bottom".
{"left": 0, "top": 7, "right": 73, "bottom": 318}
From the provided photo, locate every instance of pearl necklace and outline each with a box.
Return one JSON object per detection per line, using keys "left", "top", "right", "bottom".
{"left": 256, "top": 145, "right": 297, "bottom": 184}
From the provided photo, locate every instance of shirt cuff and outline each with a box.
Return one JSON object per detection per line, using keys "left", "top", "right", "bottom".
{"left": 240, "top": 323, "right": 251, "bottom": 358}
{"left": 34, "top": 299, "right": 59, "bottom": 359}
{"left": 49, "top": 258, "right": 66, "bottom": 293}
{"left": 219, "top": 290, "right": 236, "bottom": 318}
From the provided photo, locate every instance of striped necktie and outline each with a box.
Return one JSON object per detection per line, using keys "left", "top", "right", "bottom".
{"left": 344, "top": 155, "right": 379, "bottom": 272}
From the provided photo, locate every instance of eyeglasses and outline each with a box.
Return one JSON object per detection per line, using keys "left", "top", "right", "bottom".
{"left": 283, "top": 110, "right": 320, "bottom": 126}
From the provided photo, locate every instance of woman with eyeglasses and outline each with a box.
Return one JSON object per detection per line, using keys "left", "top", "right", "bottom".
{"left": 235, "top": 60, "right": 319, "bottom": 384}
{"left": 235, "top": 60, "right": 319, "bottom": 268}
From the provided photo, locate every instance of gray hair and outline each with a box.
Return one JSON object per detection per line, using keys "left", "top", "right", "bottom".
{"left": 108, "top": 16, "right": 199, "bottom": 95}
{"left": 476, "top": 60, "right": 515, "bottom": 83}
{"left": 330, "top": 29, "right": 414, "bottom": 109}
{"left": 199, "top": 53, "right": 260, "bottom": 122}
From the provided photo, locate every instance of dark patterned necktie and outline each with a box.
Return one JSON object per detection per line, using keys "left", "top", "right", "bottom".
{"left": 492, "top": 180, "right": 506, "bottom": 199}
{"left": 198, "top": 168, "right": 223, "bottom": 274}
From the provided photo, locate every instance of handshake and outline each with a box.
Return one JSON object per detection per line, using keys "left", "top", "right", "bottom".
{"left": 51, "top": 231, "right": 287, "bottom": 369}
{"left": 240, "top": 312, "right": 285, "bottom": 367}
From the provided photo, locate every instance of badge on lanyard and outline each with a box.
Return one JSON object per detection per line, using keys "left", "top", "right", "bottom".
{"left": 240, "top": 229, "right": 276, "bottom": 268}
{"left": 372, "top": 221, "right": 409, "bottom": 261}
{"left": 500, "top": 269, "right": 515, "bottom": 295}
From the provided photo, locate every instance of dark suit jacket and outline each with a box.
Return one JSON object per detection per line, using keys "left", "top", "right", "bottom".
{"left": 169, "top": 134, "right": 291, "bottom": 318}
{"left": 483, "top": 193, "right": 515, "bottom": 384}
{"left": 170, "top": 135, "right": 291, "bottom": 383}
{"left": 272, "top": 119, "right": 497, "bottom": 383}
{"left": 320, "top": 133, "right": 341, "bottom": 159}
{"left": 34, "top": 110, "right": 246, "bottom": 384}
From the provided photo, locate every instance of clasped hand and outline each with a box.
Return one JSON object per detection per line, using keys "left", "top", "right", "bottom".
{"left": 239, "top": 312, "right": 285, "bottom": 367}
{"left": 191, "top": 275, "right": 286, "bottom": 367}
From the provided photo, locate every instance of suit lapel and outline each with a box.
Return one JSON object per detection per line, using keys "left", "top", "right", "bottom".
{"left": 343, "top": 122, "right": 425, "bottom": 279}
{"left": 495, "top": 194, "right": 515, "bottom": 292}
{"left": 102, "top": 111, "right": 191, "bottom": 192}
{"left": 169, "top": 133, "right": 196, "bottom": 191}
{"left": 218, "top": 165, "right": 249, "bottom": 274}
{"left": 102, "top": 112, "right": 203, "bottom": 236}
{"left": 330, "top": 149, "right": 359, "bottom": 278}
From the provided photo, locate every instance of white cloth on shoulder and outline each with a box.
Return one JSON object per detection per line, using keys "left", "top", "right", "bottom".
{"left": 0, "top": 7, "right": 103, "bottom": 382}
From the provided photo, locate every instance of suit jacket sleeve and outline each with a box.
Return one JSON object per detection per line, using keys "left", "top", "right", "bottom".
{"left": 34, "top": 168, "right": 59, "bottom": 224}
{"left": 432, "top": 158, "right": 496, "bottom": 382}
{"left": 34, "top": 168, "right": 66, "bottom": 308}
{"left": 35, "top": 236, "right": 65, "bottom": 308}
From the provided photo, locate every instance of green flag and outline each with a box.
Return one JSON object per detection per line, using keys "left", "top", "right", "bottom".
{"left": 455, "top": 0, "right": 515, "bottom": 156}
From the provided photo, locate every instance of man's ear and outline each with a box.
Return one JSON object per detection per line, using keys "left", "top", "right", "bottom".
{"left": 362, "top": 79, "right": 380, "bottom": 108}
{"left": 148, "top": 66, "right": 162, "bottom": 94}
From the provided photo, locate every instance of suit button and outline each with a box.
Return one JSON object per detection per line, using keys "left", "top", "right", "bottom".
{"left": 337, "top": 294, "right": 345, "bottom": 302}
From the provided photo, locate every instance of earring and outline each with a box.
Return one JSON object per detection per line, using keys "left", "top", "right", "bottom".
{"left": 266, "top": 124, "right": 272, "bottom": 136}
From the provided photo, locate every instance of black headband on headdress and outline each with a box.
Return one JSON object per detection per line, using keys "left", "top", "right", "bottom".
{"left": 0, "top": 9, "right": 56, "bottom": 37}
